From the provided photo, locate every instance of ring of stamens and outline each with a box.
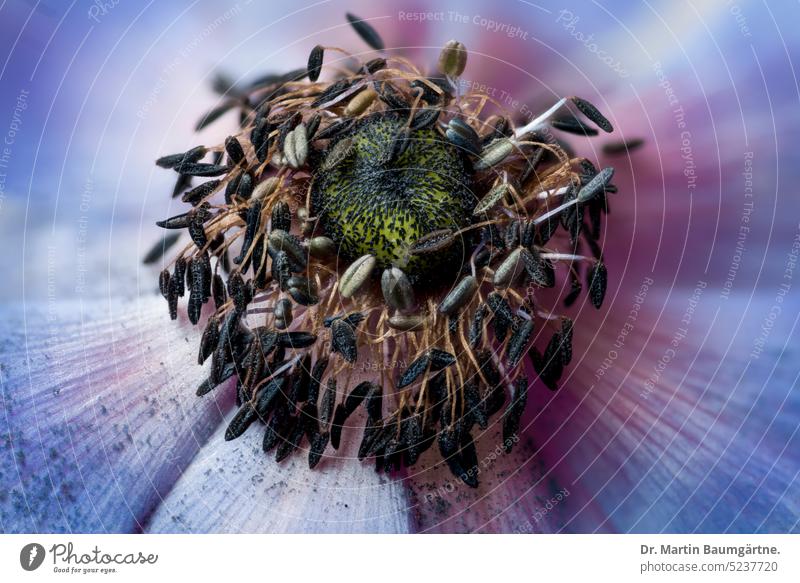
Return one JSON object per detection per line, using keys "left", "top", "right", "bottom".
{"left": 150, "top": 15, "right": 615, "bottom": 487}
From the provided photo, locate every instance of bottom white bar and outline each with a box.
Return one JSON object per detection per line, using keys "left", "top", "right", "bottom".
{"left": 1, "top": 534, "right": 798, "bottom": 582}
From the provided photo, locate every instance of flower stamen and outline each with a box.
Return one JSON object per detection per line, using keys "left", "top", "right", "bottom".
{"left": 150, "top": 14, "right": 619, "bottom": 487}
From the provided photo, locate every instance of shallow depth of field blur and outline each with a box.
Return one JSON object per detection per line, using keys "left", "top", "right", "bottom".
{"left": 0, "top": 0, "right": 798, "bottom": 533}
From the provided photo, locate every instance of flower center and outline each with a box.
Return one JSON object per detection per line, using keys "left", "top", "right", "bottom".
{"left": 312, "top": 114, "right": 473, "bottom": 283}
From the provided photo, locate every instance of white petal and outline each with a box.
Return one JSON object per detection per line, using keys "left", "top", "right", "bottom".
{"left": 146, "top": 410, "right": 412, "bottom": 533}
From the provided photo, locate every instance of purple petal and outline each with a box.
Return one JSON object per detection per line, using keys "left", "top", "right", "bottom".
{"left": 405, "top": 423, "right": 606, "bottom": 533}
{"left": 531, "top": 291, "right": 800, "bottom": 533}
{"left": 2, "top": 1, "right": 799, "bottom": 535}
{"left": 0, "top": 297, "right": 232, "bottom": 532}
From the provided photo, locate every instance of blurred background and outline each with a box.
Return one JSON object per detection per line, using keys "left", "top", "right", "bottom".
{"left": 1, "top": 0, "right": 798, "bottom": 533}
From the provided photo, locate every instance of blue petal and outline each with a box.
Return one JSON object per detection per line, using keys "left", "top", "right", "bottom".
{"left": 0, "top": 297, "right": 233, "bottom": 532}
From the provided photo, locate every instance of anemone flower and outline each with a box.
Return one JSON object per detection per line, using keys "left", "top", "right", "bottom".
{"left": 1, "top": 1, "right": 799, "bottom": 535}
